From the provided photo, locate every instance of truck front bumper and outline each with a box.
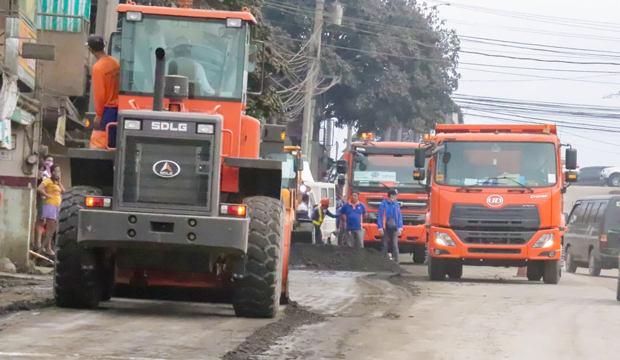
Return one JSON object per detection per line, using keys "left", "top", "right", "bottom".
{"left": 78, "top": 209, "right": 249, "bottom": 254}
{"left": 428, "top": 226, "right": 562, "bottom": 263}
{"left": 362, "top": 223, "right": 427, "bottom": 252}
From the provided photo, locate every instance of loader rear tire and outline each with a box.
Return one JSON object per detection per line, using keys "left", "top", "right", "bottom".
{"left": 233, "top": 196, "right": 284, "bottom": 318}
{"left": 54, "top": 188, "right": 104, "bottom": 309}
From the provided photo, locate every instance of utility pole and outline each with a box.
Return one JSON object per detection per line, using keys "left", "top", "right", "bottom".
{"left": 301, "top": 0, "right": 324, "bottom": 161}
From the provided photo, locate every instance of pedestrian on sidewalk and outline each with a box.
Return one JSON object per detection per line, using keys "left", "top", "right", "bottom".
{"left": 377, "top": 189, "right": 403, "bottom": 262}
{"left": 339, "top": 191, "right": 367, "bottom": 248}
{"left": 36, "top": 164, "right": 65, "bottom": 255}
{"left": 33, "top": 163, "right": 48, "bottom": 252}
{"left": 311, "top": 198, "right": 338, "bottom": 245}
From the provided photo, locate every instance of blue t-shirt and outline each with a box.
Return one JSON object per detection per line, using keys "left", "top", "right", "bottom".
{"left": 339, "top": 202, "right": 367, "bottom": 230}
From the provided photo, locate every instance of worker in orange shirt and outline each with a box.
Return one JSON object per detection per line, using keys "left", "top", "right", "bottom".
{"left": 87, "top": 35, "right": 120, "bottom": 149}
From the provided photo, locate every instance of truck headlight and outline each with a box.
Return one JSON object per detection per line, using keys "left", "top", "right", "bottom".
{"left": 435, "top": 232, "right": 456, "bottom": 247}
{"left": 533, "top": 234, "right": 555, "bottom": 248}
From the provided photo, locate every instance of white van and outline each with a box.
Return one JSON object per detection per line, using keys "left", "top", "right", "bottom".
{"left": 305, "top": 181, "right": 338, "bottom": 244}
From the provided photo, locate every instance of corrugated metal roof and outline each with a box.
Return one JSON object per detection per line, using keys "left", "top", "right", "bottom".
{"left": 38, "top": 0, "right": 91, "bottom": 33}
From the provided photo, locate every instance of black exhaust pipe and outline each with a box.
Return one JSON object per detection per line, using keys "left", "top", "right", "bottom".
{"left": 153, "top": 47, "right": 166, "bottom": 111}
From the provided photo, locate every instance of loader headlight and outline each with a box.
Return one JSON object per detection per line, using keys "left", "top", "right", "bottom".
{"left": 533, "top": 233, "right": 555, "bottom": 248}
{"left": 197, "top": 123, "right": 214, "bottom": 134}
{"left": 126, "top": 11, "right": 143, "bottom": 21}
{"left": 299, "top": 184, "right": 309, "bottom": 193}
{"left": 124, "top": 119, "right": 142, "bottom": 130}
{"left": 226, "top": 18, "right": 243, "bottom": 28}
{"left": 435, "top": 232, "right": 456, "bottom": 247}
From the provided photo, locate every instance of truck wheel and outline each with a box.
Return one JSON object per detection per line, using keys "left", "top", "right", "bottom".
{"left": 588, "top": 251, "right": 602, "bottom": 276}
{"left": 413, "top": 248, "right": 426, "bottom": 264}
{"left": 54, "top": 188, "right": 104, "bottom": 309}
{"left": 446, "top": 260, "right": 463, "bottom": 279}
{"left": 608, "top": 174, "right": 620, "bottom": 187}
{"left": 526, "top": 262, "right": 543, "bottom": 281}
{"left": 233, "top": 196, "right": 284, "bottom": 318}
{"left": 428, "top": 256, "right": 446, "bottom": 281}
{"left": 543, "top": 260, "right": 561, "bottom": 284}
{"left": 565, "top": 246, "right": 578, "bottom": 273}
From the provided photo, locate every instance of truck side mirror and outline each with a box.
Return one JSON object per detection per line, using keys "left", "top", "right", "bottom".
{"left": 336, "top": 160, "right": 348, "bottom": 174}
{"left": 414, "top": 148, "right": 426, "bottom": 169}
{"left": 565, "top": 148, "right": 577, "bottom": 170}
{"left": 413, "top": 169, "right": 426, "bottom": 181}
{"left": 294, "top": 157, "right": 304, "bottom": 172}
{"left": 353, "top": 152, "right": 365, "bottom": 163}
{"left": 337, "top": 175, "right": 345, "bottom": 186}
{"left": 565, "top": 170, "right": 578, "bottom": 183}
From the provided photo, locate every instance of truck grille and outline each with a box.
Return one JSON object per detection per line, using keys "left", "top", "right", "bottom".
{"left": 454, "top": 230, "right": 535, "bottom": 245}
{"left": 365, "top": 197, "right": 428, "bottom": 210}
{"left": 121, "top": 136, "right": 214, "bottom": 211}
{"left": 449, "top": 204, "right": 540, "bottom": 231}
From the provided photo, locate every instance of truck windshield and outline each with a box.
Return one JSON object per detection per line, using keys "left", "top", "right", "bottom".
{"left": 435, "top": 141, "right": 558, "bottom": 188}
{"left": 119, "top": 15, "right": 247, "bottom": 100}
{"left": 352, "top": 155, "right": 426, "bottom": 191}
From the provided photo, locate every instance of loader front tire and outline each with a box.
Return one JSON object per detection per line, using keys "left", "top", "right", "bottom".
{"left": 233, "top": 196, "right": 284, "bottom": 318}
{"left": 54, "top": 188, "right": 104, "bottom": 309}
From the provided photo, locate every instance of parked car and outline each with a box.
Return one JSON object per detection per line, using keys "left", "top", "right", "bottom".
{"left": 576, "top": 166, "right": 611, "bottom": 186}
{"left": 600, "top": 167, "right": 620, "bottom": 187}
{"left": 564, "top": 195, "right": 620, "bottom": 276}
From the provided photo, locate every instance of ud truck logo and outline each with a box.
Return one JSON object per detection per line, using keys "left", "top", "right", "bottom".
{"left": 487, "top": 194, "right": 504, "bottom": 207}
{"left": 151, "top": 122, "right": 188, "bottom": 132}
{"left": 153, "top": 160, "right": 181, "bottom": 178}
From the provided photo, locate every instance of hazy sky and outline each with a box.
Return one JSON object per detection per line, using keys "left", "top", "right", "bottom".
{"left": 433, "top": 0, "right": 620, "bottom": 167}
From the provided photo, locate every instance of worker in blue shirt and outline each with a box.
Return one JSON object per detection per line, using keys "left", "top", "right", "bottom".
{"left": 312, "top": 198, "right": 338, "bottom": 245}
{"left": 339, "top": 191, "right": 367, "bottom": 248}
{"left": 377, "top": 189, "right": 403, "bottom": 262}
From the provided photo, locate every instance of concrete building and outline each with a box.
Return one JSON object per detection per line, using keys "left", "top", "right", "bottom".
{"left": 0, "top": 0, "right": 92, "bottom": 268}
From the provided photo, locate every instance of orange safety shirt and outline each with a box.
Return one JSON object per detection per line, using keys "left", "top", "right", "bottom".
{"left": 92, "top": 56, "right": 120, "bottom": 118}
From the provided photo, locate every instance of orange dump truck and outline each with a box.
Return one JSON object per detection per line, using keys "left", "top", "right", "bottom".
{"left": 413, "top": 124, "right": 578, "bottom": 283}
{"left": 340, "top": 140, "right": 428, "bottom": 263}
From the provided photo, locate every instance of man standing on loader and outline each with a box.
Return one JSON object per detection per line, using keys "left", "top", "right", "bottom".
{"left": 87, "top": 34, "right": 120, "bottom": 149}
{"left": 312, "top": 198, "right": 338, "bottom": 245}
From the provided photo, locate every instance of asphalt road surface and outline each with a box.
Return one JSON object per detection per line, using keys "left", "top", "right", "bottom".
{"left": 1, "top": 263, "right": 619, "bottom": 360}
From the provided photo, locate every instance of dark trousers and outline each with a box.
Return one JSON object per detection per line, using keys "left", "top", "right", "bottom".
{"left": 314, "top": 225, "right": 324, "bottom": 245}
{"left": 382, "top": 229, "right": 399, "bottom": 262}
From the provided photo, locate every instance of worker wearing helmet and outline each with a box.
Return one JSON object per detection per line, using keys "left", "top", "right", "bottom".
{"left": 311, "top": 198, "right": 338, "bottom": 245}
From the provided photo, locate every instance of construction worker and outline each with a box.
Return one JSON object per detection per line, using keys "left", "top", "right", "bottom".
{"left": 377, "top": 189, "right": 403, "bottom": 262}
{"left": 339, "top": 191, "right": 367, "bottom": 248}
{"left": 311, "top": 198, "right": 337, "bottom": 245}
{"left": 87, "top": 34, "right": 120, "bottom": 149}
{"left": 297, "top": 193, "right": 311, "bottom": 219}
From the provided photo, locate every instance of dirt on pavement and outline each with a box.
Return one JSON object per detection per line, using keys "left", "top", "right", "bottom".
{"left": 222, "top": 301, "right": 325, "bottom": 360}
{"left": 0, "top": 272, "right": 53, "bottom": 317}
{"left": 289, "top": 244, "right": 402, "bottom": 273}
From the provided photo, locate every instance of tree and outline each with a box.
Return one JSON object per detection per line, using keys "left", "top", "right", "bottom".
{"left": 265, "top": 0, "right": 460, "bottom": 133}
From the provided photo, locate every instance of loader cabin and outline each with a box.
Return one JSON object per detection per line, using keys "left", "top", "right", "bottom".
{"left": 109, "top": 5, "right": 261, "bottom": 157}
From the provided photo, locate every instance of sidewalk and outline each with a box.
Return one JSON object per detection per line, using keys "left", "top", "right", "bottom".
{"left": 0, "top": 270, "right": 54, "bottom": 316}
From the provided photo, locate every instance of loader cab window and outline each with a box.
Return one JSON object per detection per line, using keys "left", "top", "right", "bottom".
{"left": 118, "top": 15, "right": 247, "bottom": 100}
{"left": 265, "top": 152, "right": 297, "bottom": 189}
